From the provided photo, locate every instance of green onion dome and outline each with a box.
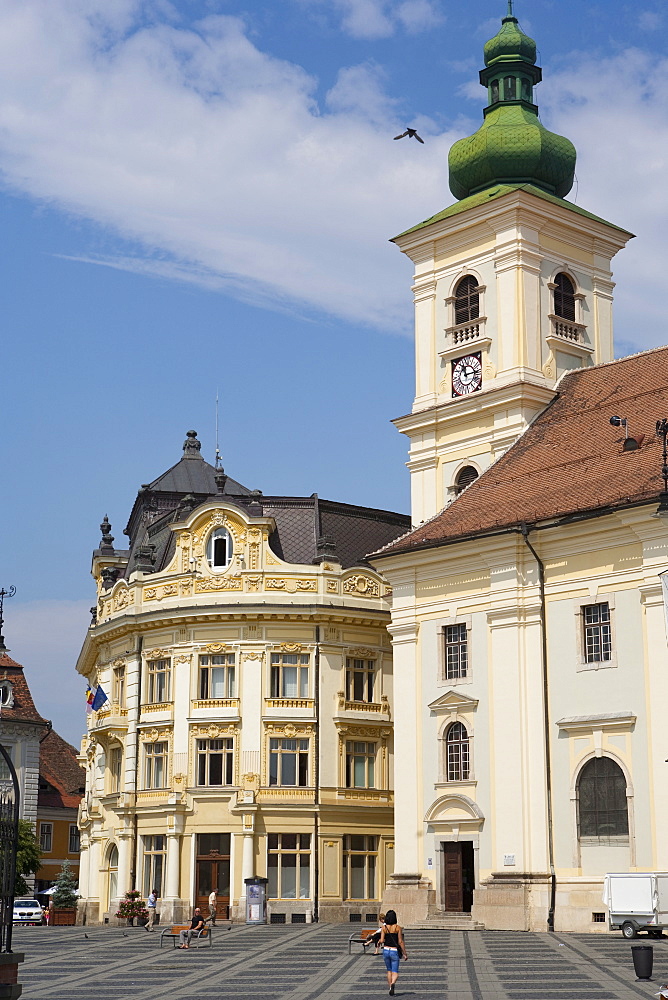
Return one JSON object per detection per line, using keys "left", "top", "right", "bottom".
{"left": 484, "top": 10, "right": 536, "bottom": 67}
{"left": 448, "top": 3, "right": 576, "bottom": 201}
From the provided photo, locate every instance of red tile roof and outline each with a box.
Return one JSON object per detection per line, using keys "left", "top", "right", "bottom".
{"left": 374, "top": 347, "right": 668, "bottom": 558}
{"left": 39, "top": 729, "right": 85, "bottom": 810}
{"left": 0, "top": 653, "right": 48, "bottom": 725}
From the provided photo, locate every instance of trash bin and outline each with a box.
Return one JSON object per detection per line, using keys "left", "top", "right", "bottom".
{"left": 245, "top": 876, "right": 268, "bottom": 925}
{"left": 631, "top": 945, "right": 653, "bottom": 981}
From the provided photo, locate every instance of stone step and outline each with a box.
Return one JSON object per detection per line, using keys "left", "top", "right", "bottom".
{"left": 406, "top": 916, "right": 485, "bottom": 931}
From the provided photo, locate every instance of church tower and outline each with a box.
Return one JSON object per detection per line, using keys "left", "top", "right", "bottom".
{"left": 394, "top": 3, "right": 633, "bottom": 524}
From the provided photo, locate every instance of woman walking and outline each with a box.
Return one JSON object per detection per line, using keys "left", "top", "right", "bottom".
{"left": 379, "top": 909, "right": 408, "bottom": 996}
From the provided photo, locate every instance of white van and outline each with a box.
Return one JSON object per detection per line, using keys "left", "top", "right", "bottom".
{"left": 603, "top": 873, "right": 668, "bottom": 938}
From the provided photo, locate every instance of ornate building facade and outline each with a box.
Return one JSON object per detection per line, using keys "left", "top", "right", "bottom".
{"left": 76, "top": 432, "right": 409, "bottom": 924}
{"left": 372, "top": 7, "right": 668, "bottom": 933}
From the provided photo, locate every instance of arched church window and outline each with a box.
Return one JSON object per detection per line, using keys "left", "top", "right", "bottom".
{"left": 207, "top": 527, "right": 232, "bottom": 571}
{"left": 491, "top": 79, "right": 500, "bottom": 104}
{"left": 521, "top": 78, "right": 530, "bottom": 102}
{"left": 554, "top": 273, "right": 576, "bottom": 322}
{"left": 454, "top": 275, "right": 480, "bottom": 325}
{"left": 504, "top": 76, "right": 516, "bottom": 100}
{"left": 445, "top": 722, "right": 470, "bottom": 781}
{"left": 578, "top": 757, "right": 629, "bottom": 841}
{"left": 454, "top": 466, "right": 479, "bottom": 495}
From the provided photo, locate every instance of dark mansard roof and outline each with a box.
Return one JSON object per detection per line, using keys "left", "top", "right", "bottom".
{"left": 99, "top": 431, "right": 410, "bottom": 576}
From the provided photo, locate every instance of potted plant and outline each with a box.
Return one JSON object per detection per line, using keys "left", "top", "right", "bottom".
{"left": 51, "top": 860, "right": 79, "bottom": 926}
{"left": 115, "top": 890, "right": 149, "bottom": 927}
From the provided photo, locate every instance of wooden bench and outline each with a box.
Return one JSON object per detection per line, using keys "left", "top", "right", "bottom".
{"left": 160, "top": 924, "right": 212, "bottom": 948}
{"left": 348, "top": 928, "right": 377, "bottom": 954}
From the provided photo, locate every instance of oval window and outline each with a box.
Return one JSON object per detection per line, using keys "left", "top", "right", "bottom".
{"left": 207, "top": 527, "right": 233, "bottom": 570}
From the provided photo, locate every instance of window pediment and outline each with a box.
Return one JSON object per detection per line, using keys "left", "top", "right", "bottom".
{"left": 428, "top": 690, "right": 478, "bottom": 714}
{"left": 557, "top": 712, "right": 635, "bottom": 734}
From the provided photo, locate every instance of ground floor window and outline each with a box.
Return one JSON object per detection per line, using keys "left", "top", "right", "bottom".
{"left": 342, "top": 835, "right": 377, "bottom": 899}
{"left": 143, "top": 835, "right": 166, "bottom": 897}
{"left": 267, "top": 833, "right": 311, "bottom": 899}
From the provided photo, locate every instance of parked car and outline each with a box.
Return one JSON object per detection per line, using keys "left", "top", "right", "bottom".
{"left": 12, "top": 899, "right": 44, "bottom": 925}
{"left": 603, "top": 873, "right": 668, "bottom": 938}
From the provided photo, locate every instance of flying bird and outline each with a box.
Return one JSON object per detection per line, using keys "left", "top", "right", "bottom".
{"left": 394, "top": 127, "right": 424, "bottom": 144}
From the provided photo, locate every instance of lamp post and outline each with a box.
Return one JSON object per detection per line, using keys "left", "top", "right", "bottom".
{"left": 656, "top": 420, "right": 668, "bottom": 516}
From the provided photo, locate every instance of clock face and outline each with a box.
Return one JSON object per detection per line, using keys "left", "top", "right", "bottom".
{"left": 452, "top": 353, "right": 483, "bottom": 397}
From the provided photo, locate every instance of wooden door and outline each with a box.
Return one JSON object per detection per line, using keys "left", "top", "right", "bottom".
{"left": 196, "top": 859, "right": 230, "bottom": 919}
{"left": 443, "top": 843, "right": 463, "bottom": 912}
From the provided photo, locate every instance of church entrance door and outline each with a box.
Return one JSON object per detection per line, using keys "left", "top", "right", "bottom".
{"left": 441, "top": 841, "right": 474, "bottom": 912}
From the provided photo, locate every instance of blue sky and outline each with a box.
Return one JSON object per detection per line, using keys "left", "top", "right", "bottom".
{"left": 1, "top": 0, "right": 667, "bottom": 743}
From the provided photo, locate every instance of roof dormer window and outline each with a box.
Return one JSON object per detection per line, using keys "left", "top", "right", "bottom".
{"left": 207, "top": 527, "right": 233, "bottom": 571}
{"left": 0, "top": 680, "right": 14, "bottom": 709}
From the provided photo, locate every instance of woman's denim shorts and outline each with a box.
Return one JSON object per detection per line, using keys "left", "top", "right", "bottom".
{"left": 383, "top": 947, "right": 400, "bottom": 973}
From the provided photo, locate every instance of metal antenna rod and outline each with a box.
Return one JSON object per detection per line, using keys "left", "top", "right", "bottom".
{"left": 655, "top": 419, "right": 668, "bottom": 514}
{"left": 215, "top": 390, "right": 222, "bottom": 469}
{"left": 0, "top": 586, "right": 16, "bottom": 652}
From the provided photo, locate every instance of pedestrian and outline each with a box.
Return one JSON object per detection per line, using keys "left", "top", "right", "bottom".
{"left": 145, "top": 888, "right": 158, "bottom": 932}
{"left": 363, "top": 912, "right": 386, "bottom": 955}
{"left": 48, "top": 899, "right": 55, "bottom": 927}
{"left": 208, "top": 888, "right": 217, "bottom": 926}
{"left": 379, "top": 909, "right": 408, "bottom": 996}
{"left": 179, "top": 907, "right": 205, "bottom": 949}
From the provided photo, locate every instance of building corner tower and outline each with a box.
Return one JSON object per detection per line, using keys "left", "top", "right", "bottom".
{"left": 393, "top": 2, "right": 633, "bottom": 525}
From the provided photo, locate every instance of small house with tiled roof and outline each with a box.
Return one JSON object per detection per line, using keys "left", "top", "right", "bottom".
{"left": 0, "top": 651, "right": 48, "bottom": 830}
{"left": 369, "top": 3, "right": 668, "bottom": 935}
{"left": 75, "top": 431, "right": 409, "bottom": 925}
{"left": 0, "top": 649, "right": 85, "bottom": 892}
{"left": 35, "top": 730, "right": 86, "bottom": 893}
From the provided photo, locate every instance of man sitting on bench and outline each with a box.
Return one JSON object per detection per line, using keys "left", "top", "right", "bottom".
{"left": 179, "top": 907, "right": 205, "bottom": 949}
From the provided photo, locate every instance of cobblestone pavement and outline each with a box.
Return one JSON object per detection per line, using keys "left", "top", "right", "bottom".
{"left": 12, "top": 923, "right": 668, "bottom": 1000}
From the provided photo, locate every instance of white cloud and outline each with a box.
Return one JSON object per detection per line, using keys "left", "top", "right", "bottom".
{"left": 7, "top": 599, "right": 92, "bottom": 747}
{"left": 395, "top": 0, "right": 444, "bottom": 33}
{"left": 541, "top": 48, "right": 668, "bottom": 349}
{"left": 299, "top": 0, "right": 443, "bottom": 39}
{"left": 0, "top": 0, "right": 457, "bottom": 332}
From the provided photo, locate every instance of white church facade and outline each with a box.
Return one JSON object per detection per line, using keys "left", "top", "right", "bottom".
{"left": 371, "top": 8, "right": 668, "bottom": 933}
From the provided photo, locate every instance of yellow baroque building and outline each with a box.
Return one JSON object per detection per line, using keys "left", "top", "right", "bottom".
{"left": 75, "top": 432, "right": 409, "bottom": 925}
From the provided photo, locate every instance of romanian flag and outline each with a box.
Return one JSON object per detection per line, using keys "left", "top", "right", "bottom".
{"left": 85, "top": 686, "right": 95, "bottom": 713}
{"left": 91, "top": 686, "right": 108, "bottom": 712}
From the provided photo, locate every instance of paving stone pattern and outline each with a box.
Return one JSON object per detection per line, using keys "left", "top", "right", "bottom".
{"left": 12, "top": 924, "right": 668, "bottom": 1000}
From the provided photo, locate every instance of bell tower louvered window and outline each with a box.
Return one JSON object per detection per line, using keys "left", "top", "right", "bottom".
{"left": 454, "top": 466, "right": 478, "bottom": 495}
{"left": 554, "top": 273, "right": 576, "bottom": 322}
{"left": 454, "top": 275, "right": 480, "bottom": 325}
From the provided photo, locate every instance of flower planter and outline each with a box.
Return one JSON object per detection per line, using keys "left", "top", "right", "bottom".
{"left": 52, "top": 908, "right": 77, "bottom": 927}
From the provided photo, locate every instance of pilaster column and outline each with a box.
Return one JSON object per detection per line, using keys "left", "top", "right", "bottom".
{"left": 88, "top": 838, "right": 101, "bottom": 902}
{"left": 78, "top": 836, "right": 90, "bottom": 899}
{"left": 165, "top": 835, "right": 181, "bottom": 900}
{"left": 386, "top": 620, "right": 420, "bottom": 874}
{"left": 117, "top": 833, "right": 132, "bottom": 899}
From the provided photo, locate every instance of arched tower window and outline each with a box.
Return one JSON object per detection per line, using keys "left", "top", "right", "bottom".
{"left": 207, "top": 527, "right": 232, "bottom": 570}
{"left": 454, "top": 466, "right": 479, "bottom": 495}
{"left": 578, "top": 757, "right": 629, "bottom": 842}
{"left": 491, "top": 79, "right": 500, "bottom": 104}
{"left": 504, "top": 76, "right": 516, "bottom": 100}
{"left": 554, "top": 273, "right": 576, "bottom": 322}
{"left": 445, "top": 722, "right": 470, "bottom": 781}
{"left": 454, "top": 275, "right": 480, "bottom": 325}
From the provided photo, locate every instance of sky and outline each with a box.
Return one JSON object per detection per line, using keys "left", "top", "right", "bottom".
{"left": 1, "top": 0, "right": 667, "bottom": 745}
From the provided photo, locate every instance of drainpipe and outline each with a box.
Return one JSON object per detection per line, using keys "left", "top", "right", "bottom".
{"left": 130, "top": 635, "right": 143, "bottom": 891}
{"left": 520, "top": 524, "right": 556, "bottom": 932}
{"left": 313, "top": 625, "right": 320, "bottom": 923}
